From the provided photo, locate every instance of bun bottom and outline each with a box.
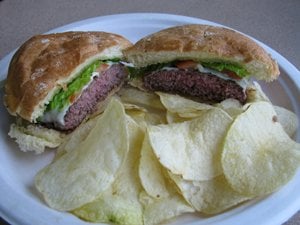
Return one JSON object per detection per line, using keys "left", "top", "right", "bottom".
{"left": 8, "top": 123, "right": 66, "bottom": 154}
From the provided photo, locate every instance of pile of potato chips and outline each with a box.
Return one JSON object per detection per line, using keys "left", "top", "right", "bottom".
{"left": 35, "top": 82, "right": 300, "bottom": 225}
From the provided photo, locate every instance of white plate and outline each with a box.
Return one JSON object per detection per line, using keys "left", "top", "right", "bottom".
{"left": 0, "top": 13, "right": 300, "bottom": 225}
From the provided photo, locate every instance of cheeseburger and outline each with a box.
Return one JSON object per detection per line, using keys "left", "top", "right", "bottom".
{"left": 4, "top": 31, "right": 132, "bottom": 153}
{"left": 123, "top": 24, "right": 280, "bottom": 104}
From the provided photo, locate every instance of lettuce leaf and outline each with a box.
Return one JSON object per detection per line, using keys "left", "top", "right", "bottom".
{"left": 46, "top": 58, "right": 121, "bottom": 112}
{"left": 47, "top": 60, "right": 100, "bottom": 112}
{"left": 127, "top": 61, "right": 249, "bottom": 79}
{"left": 127, "top": 62, "right": 173, "bottom": 79}
{"left": 201, "top": 62, "right": 249, "bottom": 78}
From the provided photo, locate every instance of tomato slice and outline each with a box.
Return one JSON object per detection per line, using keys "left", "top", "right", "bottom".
{"left": 222, "top": 69, "right": 242, "bottom": 80}
{"left": 69, "top": 94, "right": 77, "bottom": 103}
{"left": 175, "top": 60, "right": 198, "bottom": 69}
{"left": 96, "top": 63, "right": 109, "bottom": 72}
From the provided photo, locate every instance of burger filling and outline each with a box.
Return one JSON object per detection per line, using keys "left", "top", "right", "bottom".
{"left": 40, "top": 59, "right": 127, "bottom": 131}
{"left": 127, "top": 60, "right": 250, "bottom": 104}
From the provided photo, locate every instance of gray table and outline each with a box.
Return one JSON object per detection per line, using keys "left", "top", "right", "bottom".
{"left": 0, "top": 0, "right": 299, "bottom": 225}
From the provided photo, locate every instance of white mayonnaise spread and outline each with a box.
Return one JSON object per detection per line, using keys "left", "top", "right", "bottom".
{"left": 120, "top": 61, "right": 134, "bottom": 67}
{"left": 41, "top": 107, "right": 69, "bottom": 126}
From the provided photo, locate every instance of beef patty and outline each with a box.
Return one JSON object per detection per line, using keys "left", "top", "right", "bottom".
{"left": 143, "top": 69, "right": 246, "bottom": 104}
{"left": 46, "top": 63, "right": 127, "bottom": 131}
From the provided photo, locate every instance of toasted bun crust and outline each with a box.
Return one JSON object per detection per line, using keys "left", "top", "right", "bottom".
{"left": 4, "top": 31, "right": 132, "bottom": 122}
{"left": 124, "top": 24, "right": 279, "bottom": 81}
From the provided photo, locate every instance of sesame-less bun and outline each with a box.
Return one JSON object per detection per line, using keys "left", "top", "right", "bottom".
{"left": 4, "top": 31, "right": 132, "bottom": 123}
{"left": 124, "top": 24, "right": 279, "bottom": 81}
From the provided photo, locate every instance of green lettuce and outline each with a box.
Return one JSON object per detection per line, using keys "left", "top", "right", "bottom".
{"left": 127, "top": 61, "right": 249, "bottom": 79}
{"left": 127, "top": 62, "right": 173, "bottom": 79}
{"left": 46, "top": 58, "right": 120, "bottom": 112}
{"left": 47, "top": 60, "right": 100, "bottom": 111}
{"left": 46, "top": 58, "right": 120, "bottom": 111}
{"left": 201, "top": 61, "right": 249, "bottom": 78}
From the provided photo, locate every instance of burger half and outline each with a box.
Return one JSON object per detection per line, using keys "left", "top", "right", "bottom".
{"left": 4, "top": 31, "right": 132, "bottom": 153}
{"left": 123, "top": 24, "right": 280, "bottom": 104}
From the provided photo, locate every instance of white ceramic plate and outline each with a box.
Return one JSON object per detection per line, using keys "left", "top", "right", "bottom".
{"left": 0, "top": 13, "right": 299, "bottom": 225}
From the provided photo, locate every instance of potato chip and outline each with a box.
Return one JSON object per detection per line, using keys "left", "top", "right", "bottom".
{"left": 243, "top": 80, "right": 298, "bottom": 138}
{"left": 123, "top": 103, "right": 148, "bottom": 112}
{"left": 222, "top": 101, "right": 300, "bottom": 196}
{"left": 138, "top": 129, "right": 194, "bottom": 225}
{"left": 124, "top": 106, "right": 148, "bottom": 130}
{"left": 217, "top": 98, "right": 242, "bottom": 109}
{"left": 246, "top": 82, "right": 299, "bottom": 137}
{"left": 73, "top": 196, "right": 142, "bottom": 225}
{"left": 166, "top": 111, "right": 187, "bottom": 124}
{"left": 148, "top": 108, "right": 233, "bottom": 181}
{"left": 72, "top": 116, "right": 145, "bottom": 225}
{"left": 55, "top": 116, "right": 98, "bottom": 159}
{"left": 246, "top": 81, "right": 271, "bottom": 103}
{"left": 144, "top": 111, "right": 167, "bottom": 125}
{"left": 157, "top": 92, "right": 213, "bottom": 114}
{"left": 124, "top": 106, "right": 167, "bottom": 135}
{"left": 127, "top": 111, "right": 147, "bottom": 128}
{"left": 35, "top": 98, "right": 129, "bottom": 211}
{"left": 139, "top": 134, "right": 170, "bottom": 199}
{"left": 167, "top": 110, "right": 203, "bottom": 123}
{"left": 139, "top": 191, "right": 194, "bottom": 225}
{"left": 118, "top": 86, "right": 164, "bottom": 110}
{"left": 169, "top": 173, "right": 250, "bottom": 214}
{"left": 157, "top": 92, "right": 218, "bottom": 121}
{"left": 274, "top": 105, "right": 298, "bottom": 137}
{"left": 177, "top": 111, "right": 208, "bottom": 119}
{"left": 166, "top": 110, "right": 207, "bottom": 123}
{"left": 215, "top": 98, "right": 244, "bottom": 118}
{"left": 119, "top": 87, "right": 167, "bottom": 126}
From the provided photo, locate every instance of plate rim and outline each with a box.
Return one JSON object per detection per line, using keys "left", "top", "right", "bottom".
{"left": 0, "top": 12, "right": 300, "bottom": 225}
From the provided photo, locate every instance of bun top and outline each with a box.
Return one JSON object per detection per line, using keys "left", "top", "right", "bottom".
{"left": 124, "top": 24, "right": 279, "bottom": 81}
{"left": 4, "top": 31, "right": 132, "bottom": 122}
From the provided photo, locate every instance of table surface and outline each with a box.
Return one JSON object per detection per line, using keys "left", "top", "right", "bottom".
{"left": 0, "top": 0, "right": 299, "bottom": 225}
